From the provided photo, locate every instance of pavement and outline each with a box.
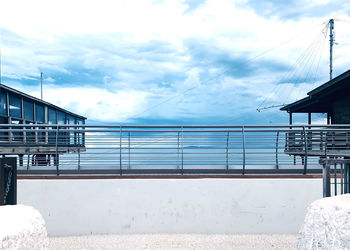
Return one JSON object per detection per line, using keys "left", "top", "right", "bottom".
{"left": 49, "top": 234, "right": 298, "bottom": 250}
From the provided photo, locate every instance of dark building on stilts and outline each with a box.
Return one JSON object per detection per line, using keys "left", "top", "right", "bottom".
{"left": 281, "top": 69, "right": 350, "bottom": 125}
{"left": 281, "top": 69, "right": 350, "bottom": 159}
{"left": 0, "top": 84, "right": 86, "bottom": 166}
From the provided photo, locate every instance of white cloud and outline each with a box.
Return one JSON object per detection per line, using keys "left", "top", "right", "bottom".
{"left": 7, "top": 83, "right": 151, "bottom": 122}
{"left": 1, "top": 0, "right": 350, "bottom": 124}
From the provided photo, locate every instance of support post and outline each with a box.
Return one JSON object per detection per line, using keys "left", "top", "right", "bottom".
{"left": 302, "top": 126, "right": 308, "bottom": 175}
{"left": 327, "top": 113, "right": 331, "bottom": 125}
{"left": 334, "top": 163, "right": 337, "bottom": 196}
{"left": 329, "top": 19, "right": 334, "bottom": 81}
{"left": 26, "top": 155, "right": 30, "bottom": 170}
{"left": 345, "top": 163, "right": 350, "bottom": 194}
{"left": 341, "top": 163, "right": 344, "bottom": 194}
{"left": 242, "top": 126, "right": 246, "bottom": 175}
{"left": 0, "top": 157, "right": 17, "bottom": 205}
{"left": 128, "top": 132, "right": 131, "bottom": 169}
{"left": 323, "top": 163, "right": 331, "bottom": 197}
{"left": 275, "top": 131, "right": 279, "bottom": 169}
{"left": 181, "top": 127, "right": 184, "bottom": 175}
{"left": 177, "top": 132, "right": 180, "bottom": 170}
{"left": 78, "top": 148, "right": 81, "bottom": 171}
{"left": 226, "top": 131, "right": 229, "bottom": 171}
{"left": 55, "top": 125, "right": 59, "bottom": 176}
{"left": 119, "top": 125, "right": 122, "bottom": 176}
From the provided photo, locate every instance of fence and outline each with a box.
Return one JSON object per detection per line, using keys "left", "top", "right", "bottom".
{"left": 319, "top": 158, "right": 350, "bottom": 197}
{"left": 1, "top": 124, "right": 350, "bottom": 176}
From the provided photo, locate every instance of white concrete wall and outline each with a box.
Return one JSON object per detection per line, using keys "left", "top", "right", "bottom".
{"left": 18, "top": 179, "right": 322, "bottom": 236}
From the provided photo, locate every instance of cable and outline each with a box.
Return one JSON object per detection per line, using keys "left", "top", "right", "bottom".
{"left": 264, "top": 22, "right": 329, "bottom": 107}
{"left": 257, "top": 27, "right": 326, "bottom": 110}
{"left": 122, "top": 21, "right": 325, "bottom": 123}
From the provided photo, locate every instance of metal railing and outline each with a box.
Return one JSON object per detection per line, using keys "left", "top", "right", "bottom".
{"left": 0, "top": 124, "right": 350, "bottom": 175}
{"left": 319, "top": 158, "right": 350, "bottom": 197}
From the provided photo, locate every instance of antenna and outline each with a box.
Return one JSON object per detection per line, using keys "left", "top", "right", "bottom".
{"left": 256, "top": 104, "right": 285, "bottom": 112}
{"left": 40, "top": 72, "right": 43, "bottom": 100}
{"left": 0, "top": 40, "right": 2, "bottom": 85}
{"left": 329, "top": 19, "right": 334, "bottom": 80}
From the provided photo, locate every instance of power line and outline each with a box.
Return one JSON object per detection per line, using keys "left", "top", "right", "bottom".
{"left": 123, "top": 21, "right": 325, "bottom": 123}
{"left": 257, "top": 21, "right": 329, "bottom": 111}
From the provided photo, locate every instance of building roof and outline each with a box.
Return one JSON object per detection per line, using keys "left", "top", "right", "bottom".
{"left": 280, "top": 68, "right": 350, "bottom": 113}
{"left": 0, "top": 83, "right": 87, "bottom": 120}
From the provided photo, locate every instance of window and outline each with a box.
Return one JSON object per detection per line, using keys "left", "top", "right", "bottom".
{"left": 0, "top": 92, "right": 6, "bottom": 116}
{"left": 77, "top": 119, "right": 84, "bottom": 125}
{"left": 48, "top": 108, "right": 57, "bottom": 124}
{"left": 66, "top": 115, "right": 75, "bottom": 124}
{"left": 35, "top": 104, "right": 44, "bottom": 123}
{"left": 57, "top": 111, "right": 66, "bottom": 124}
{"left": 23, "top": 100, "right": 34, "bottom": 121}
{"left": 9, "top": 95, "right": 21, "bottom": 118}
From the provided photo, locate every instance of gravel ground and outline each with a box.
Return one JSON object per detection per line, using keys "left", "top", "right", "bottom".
{"left": 49, "top": 234, "right": 298, "bottom": 250}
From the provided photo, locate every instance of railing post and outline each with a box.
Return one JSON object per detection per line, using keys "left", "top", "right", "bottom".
{"left": 181, "top": 126, "right": 184, "bottom": 175}
{"left": 8, "top": 120, "right": 13, "bottom": 142}
{"left": 275, "top": 131, "right": 279, "bottom": 169}
{"left": 323, "top": 163, "right": 331, "bottom": 197}
{"left": 345, "top": 163, "right": 350, "bottom": 194}
{"left": 341, "top": 163, "right": 344, "bottom": 194}
{"left": 26, "top": 155, "right": 30, "bottom": 170}
{"left": 128, "top": 132, "right": 131, "bottom": 169}
{"left": 226, "top": 131, "right": 229, "bottom": 171}
{"left": 242, "top": 126, "right": 246, "bottom": 175}
{"left": 119, "top": 125, "right": 122, "bottom": 176}
{"left": 302, "top": 126, "right": 308, "bottom": 175}
{"left": 78, "top": 148, "right": 81, "bottom": 171}
{"left": 55, "top": 125, "right": 59, "bottom": 176}
{"left": 334, "top": 163, "right": 337, "bottom": 196}
{"left": 177, "top": 132, "right": 180, "bottom": 170}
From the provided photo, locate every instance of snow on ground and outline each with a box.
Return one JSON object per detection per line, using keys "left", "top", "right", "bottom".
{"left": 0, "top": 204, "right": 48, "bottom": 249}
{"left": 298, "top": 194, "right": 350, "bottom": 249}
{"left": 48, "top": 234, "right": 297, "bottom": 250}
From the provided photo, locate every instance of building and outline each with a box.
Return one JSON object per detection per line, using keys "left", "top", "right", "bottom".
{"left": 281, "top": 69, "right": 350, "bottom": 159}
{"left": 0, "top": 84, "right": 87, "bottom": 166}
{"left": 281, "top": 69, "right": 350, "bottom": 125}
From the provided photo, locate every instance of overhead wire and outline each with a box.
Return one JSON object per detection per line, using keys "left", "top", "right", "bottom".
{"left": 122, "top": 22, "right": 326, "bottom": 123}
{"left": 264, "top": 23, "right": 328, "bottom": 106}
{"left": 257, "top": 26, "right": 326, "bottom": 110}
{"left": 289, "top": 32, "right": 324, "bottom": 100}
{"left": 220, "top": 22, "right": 329, "bottom": 124}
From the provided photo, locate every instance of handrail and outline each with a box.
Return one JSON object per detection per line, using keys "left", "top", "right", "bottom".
{"left": 0, "top": 124, "right": 349, "bottom": 175}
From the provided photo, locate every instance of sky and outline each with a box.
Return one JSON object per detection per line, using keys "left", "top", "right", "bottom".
{"left": 1, "top": 0, "right": 350, "bottom": 125}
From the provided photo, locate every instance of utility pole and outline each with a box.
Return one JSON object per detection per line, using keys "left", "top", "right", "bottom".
{"left": 329, "top": 19, "right": 334, "bottom": 80}
{"left": 40, "top": 72, "right": 43, "bottom": 100}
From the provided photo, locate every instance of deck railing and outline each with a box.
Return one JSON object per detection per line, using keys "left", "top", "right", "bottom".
{"left": 0, "top": 124, "right": 350, "bottom": 176}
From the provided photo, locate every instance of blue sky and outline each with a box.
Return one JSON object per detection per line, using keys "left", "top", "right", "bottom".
{"left": 1, "top": 0, "right": 350, "bottom": 125}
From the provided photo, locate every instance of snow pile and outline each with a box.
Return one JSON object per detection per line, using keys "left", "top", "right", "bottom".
{"left": 298, "top": 194, "right": 350, "bottom": 250}
{"left": 0, "top": 205, "right": 48, "bottom": 249}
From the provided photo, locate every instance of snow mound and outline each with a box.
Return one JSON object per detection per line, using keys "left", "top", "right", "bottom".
{"left": 298, "top": 194, "right": 350, "bottom": 250}
{"left": 0, "top": 205, "right": 48, "bottom": 249}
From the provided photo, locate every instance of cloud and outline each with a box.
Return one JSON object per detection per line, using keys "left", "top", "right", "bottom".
{"left": 240, "top": 0, "right": 348, "bottom": 20}
{"left": 6, "top": 82, "right": 151, "bottom": 122}
{"left": 1, "top": 0, "right": 350, "bottom": 125}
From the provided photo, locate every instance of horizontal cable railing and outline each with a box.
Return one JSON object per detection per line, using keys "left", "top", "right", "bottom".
{"left": 0, "top": 124, "right": 350, "bottom": 175}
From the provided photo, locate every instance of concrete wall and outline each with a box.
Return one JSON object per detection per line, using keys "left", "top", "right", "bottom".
{"left": 18, "top": 179, "right": 322, "bottom": 236}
